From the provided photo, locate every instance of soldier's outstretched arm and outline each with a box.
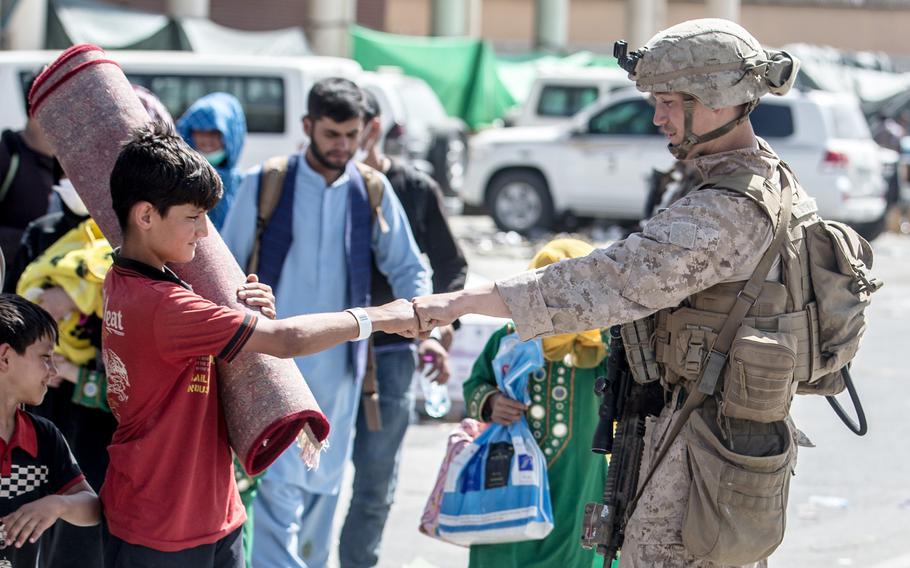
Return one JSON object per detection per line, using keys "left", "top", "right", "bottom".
{"left": 243, "top": 299, "right": 418, "bottom": 358}
{"left": 416, "top": 189, "right": 773, "bottom": 341}
{"left": 495, "top": 189, "right": 773, "bottom": 340}
{"left": 412, "top": 283, "right": 510, "bottom": 331}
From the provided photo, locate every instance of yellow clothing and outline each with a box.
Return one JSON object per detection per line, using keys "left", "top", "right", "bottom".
{"left": 531, "top": 238, "right": 607, "bottom": 369}
{"left": 17, "top": 219, "right": 113, "bottom": 364}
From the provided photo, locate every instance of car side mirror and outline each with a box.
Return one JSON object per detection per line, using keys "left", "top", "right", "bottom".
{"left": 570, "top": 124, "right": 588, "bottom": 137}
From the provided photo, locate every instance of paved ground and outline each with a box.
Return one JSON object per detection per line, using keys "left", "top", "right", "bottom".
{"left": 325, "top": 220, "right": 910, "bottom": 568}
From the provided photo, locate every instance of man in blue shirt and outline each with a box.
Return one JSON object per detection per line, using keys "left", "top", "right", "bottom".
{"left": 339, "top": 90, "right": 467, "bottom": 568}
{"left": 220, "top": 78, "right": 430, "bottom": 568}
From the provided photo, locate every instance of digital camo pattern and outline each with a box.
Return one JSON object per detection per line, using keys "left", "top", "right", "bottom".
{"left": 629, "top": 19, "right": 795, "bottom": 109}
{"left": 616, "top": 404, "right": 766, "bottom": 568}
{"left": 496, "top": 144, "right": 781, "bottom": 342}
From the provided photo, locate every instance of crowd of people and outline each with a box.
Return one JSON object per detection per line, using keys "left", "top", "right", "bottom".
{"left": 0, "top": 16, "right": 873, "bottom": 568}
{"left": 0, "top": 69, "right": 476, "bottom": 568}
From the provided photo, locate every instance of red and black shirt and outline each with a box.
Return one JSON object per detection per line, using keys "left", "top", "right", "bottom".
{"left": 0, "top": 410, "right": 85, "bottom": 567}
{"left": 100, "top": 254, "right": 256, "bottom": 552}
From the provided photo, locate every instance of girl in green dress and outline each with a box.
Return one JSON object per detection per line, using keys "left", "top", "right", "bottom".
{"left": 462, "top": 238, "right": 616, "bottom": 568}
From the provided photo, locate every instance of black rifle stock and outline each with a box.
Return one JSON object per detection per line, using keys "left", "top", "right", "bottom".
{"left": 580, "top": 325, "right": 661, "bottom": 567}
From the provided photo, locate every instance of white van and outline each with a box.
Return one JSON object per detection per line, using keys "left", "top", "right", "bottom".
{"left": 0, "top": 50, "right": 362, "bottom": 170}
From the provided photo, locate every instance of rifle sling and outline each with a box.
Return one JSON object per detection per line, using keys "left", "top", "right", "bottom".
{"left": 623, "top": 169, "right": 794, "bottom": 524}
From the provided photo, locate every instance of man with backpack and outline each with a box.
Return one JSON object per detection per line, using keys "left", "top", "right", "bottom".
{"left": 338, "top": 90, "right": 468, "bottom": 568}
{"left": 220, "top": 77, "right": 430, "bottom": 568}
{"left": 413, "top": 19, "right": 880, "bottom": 567}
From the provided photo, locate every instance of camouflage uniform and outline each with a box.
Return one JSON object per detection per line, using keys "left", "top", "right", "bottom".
{"left": 497, "top": 143, "right": 787, "bottom": 568}
{"left": 498, "top": 144, "right": 782, "bottom": 343}
{"left": 496, "top": 18, "right": 804, "bottom": 568}
{"left": 497, "top": 142, "right": 784, "bottom": 568}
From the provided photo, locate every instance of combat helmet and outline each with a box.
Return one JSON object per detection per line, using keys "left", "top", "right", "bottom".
{"left": 614, "top": 18, "right": 800, "bottom": 158}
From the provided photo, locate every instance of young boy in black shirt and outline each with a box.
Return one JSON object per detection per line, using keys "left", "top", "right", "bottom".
{"left": 0, "top": 293, "right": 100, "bottom": 567}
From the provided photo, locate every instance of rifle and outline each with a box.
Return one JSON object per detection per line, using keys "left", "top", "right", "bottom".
{"left": 580, "top": 325, "right": 663, "bottom": 566}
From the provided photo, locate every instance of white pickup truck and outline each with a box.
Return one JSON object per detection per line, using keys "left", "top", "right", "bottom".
{"left": 463, "top": 89, "right": 890, "bottom": 239}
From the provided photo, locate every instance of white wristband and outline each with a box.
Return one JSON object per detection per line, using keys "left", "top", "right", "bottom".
{"left": 346, "top": 308, "right": 372, "bottom": 341}
{"left": 429, "top": 327, "right": 444, "bottom": 342}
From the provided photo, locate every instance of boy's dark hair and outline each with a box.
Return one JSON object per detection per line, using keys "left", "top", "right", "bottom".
{"left": 110, "top": 122, "right": 222, "bottom": 231}
{"left": 0, "top": 294, "right": 58, "bottom": 355}
{"left": 361, "top": 89, "right": 381, "bottom": 123}
{"left": 306, "top": 78, "right": 366, "bottom": 123}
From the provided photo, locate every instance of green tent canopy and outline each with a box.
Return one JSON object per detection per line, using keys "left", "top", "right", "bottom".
{"left": 351, "top": 25, "right": 515, "bottom": 129}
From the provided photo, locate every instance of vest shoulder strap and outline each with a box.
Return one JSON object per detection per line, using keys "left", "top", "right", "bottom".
{"left": 699, "top": 172, "right": 781, "bottom": 228}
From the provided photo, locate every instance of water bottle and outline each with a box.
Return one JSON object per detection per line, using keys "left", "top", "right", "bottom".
{"left": 418, "top": 354, "right": 451, "bottom": 418}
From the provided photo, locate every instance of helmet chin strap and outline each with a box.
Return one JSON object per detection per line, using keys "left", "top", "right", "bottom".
{"left": 668, "top": 96, "right": 759, "bottom": 159}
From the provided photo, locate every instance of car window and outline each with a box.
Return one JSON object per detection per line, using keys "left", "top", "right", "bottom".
{"left": 398, "top": 80, "right": 447, "bottom": 127}
{"left": 537, "top": 85, "right": 599, "bottom": 118}
{"left": 826, "top": 101, "right": 872, "bottom": 140}
{"left": 751, "top": 102, "right": 795, "bottom": 138}
{"left": 587, "top": 99, "right": 658, "bottom": 135}
{"left": 127, "top": 73, "right": 285, "bottom": 133}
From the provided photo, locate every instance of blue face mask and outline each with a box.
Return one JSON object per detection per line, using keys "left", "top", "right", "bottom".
{"left": 204, "top": 149, "right": 227, "bottom": 167}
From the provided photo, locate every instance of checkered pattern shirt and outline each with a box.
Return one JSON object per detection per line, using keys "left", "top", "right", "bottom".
{"left": 0, "top": 411, "right": 84, "bottom": 567}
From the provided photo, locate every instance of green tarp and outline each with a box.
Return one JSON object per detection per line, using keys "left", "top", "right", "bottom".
{"left": 351, "top": 25, "right": 515, "bottom": 129}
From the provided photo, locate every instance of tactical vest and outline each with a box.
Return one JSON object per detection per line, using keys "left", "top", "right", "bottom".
{"left": 623, "top": 158, "right": 879, "bottom": 418}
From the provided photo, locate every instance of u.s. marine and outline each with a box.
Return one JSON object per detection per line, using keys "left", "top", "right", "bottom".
{"left": 412, "top": 18, "right": 839, "bottom": 568}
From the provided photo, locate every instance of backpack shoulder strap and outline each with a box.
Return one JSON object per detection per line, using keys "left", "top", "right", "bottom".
{"left": 245, "top": 155, "right": 289, "bottom": 275}
{"left": 0, "top": 153, "right": 20, "bottom": 205}
{"left": 258, "top": 156, "right": 290, "bottom": 225}
{"left": 354, "top": 162, "right": 390, "bottom": 234}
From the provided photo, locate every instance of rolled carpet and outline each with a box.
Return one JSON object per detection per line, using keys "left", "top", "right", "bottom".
{"left": 28, "top": 44, "right": 329, "bottom": 475}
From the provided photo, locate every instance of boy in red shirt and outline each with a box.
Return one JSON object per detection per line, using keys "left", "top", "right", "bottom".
{"left": 0, "top": 294, "right": 101, "bottom": 568}
{"left": 101, "top": 124, "right": 416, "bottom": 567}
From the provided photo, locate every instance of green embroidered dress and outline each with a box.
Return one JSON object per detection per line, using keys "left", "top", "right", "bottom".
{"left": 463, "top": 325, "right": 614, "bottom": 568}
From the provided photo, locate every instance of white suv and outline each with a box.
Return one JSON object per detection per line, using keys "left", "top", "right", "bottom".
{"left": 463, "top": 89, "right": 888, "bottom": 238}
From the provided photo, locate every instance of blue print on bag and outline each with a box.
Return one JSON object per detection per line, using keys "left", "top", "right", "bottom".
{"left": 518, "top": 454, "right": 534, "bottom": 471}
{"left": 461, "top": 448, "right": 485, "bottom": 492}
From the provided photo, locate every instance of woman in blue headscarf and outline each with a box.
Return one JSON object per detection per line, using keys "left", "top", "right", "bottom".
{"left": 176, "top": 92, "right": 247, "bottom": 230}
